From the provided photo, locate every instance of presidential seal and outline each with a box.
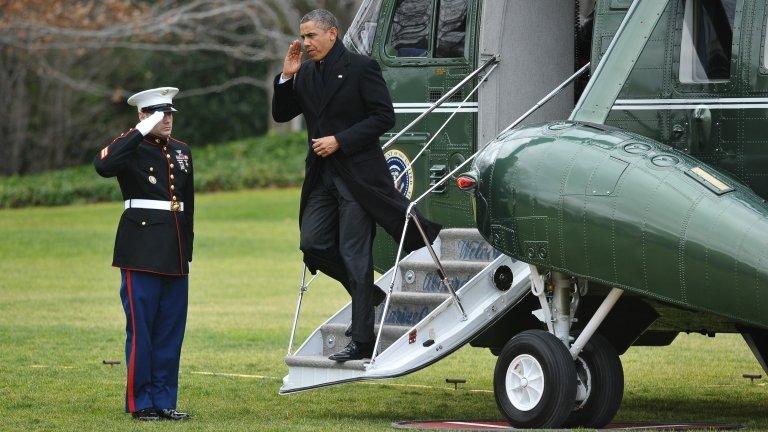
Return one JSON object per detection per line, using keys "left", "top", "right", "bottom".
{"left": 384, "top": 149, "right": 414, "bottom": 199}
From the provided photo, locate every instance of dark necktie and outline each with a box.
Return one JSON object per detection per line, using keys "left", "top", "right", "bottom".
{"left": 317, "top": 60, "right": 326, "bottom": 87}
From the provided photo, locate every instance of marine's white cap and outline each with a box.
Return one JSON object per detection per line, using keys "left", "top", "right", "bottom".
{"left": 127, "top": 87, "right": 179, "bottom": 113}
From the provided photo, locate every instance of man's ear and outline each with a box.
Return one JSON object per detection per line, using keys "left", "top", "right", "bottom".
{"left": 138, "top": 112, "right": 147, "bottom": 121}
{"left": 330, "top": 27, "right": 338, "bottom": 40}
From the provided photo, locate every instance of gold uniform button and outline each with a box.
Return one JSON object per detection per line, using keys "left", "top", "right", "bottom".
{"left": 170, "top": 174, "right": 175, "bottom": 180}
{"left": 172, "top": 195, "right": 177, "bottom": 200}
{"left": 166, "top": 154, "right": 171, "bottom": 159}
{"left": 141, "top": 221, "right": 147, "bottom": 226}
{"left": 155, "top": 139, "right": 160, "bottom": 144}
{"left": 170, "top": 164, "right": 174, "bottom": 169}
{"left": 170, "top": 185, "right": 175, "bottom": 190}
{"left": 149, "top": 167, "right": 154, "bottom": 172}
{"left": 163, "top": 146, "right": 167, "bottom": 151}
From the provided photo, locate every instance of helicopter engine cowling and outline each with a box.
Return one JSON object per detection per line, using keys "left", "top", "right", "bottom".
{"left": 469, "top": 121, "right": 768, "bottom": 329}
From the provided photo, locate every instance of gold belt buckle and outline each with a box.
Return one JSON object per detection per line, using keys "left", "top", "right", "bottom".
{"left": 170, "top": 201, "right": 181, "bottom": 212}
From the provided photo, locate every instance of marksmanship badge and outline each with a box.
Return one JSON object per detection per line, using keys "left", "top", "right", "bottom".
{"left": 175, "top": 149, "right": 190, "bottom": 172}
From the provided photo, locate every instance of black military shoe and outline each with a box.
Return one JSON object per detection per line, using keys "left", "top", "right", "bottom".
{"left": 329, "top": 340, "right": 373, "bottom": 362}
{"left": 159, "top": 409, "right": 191, "bottom": 420}
{"left": 132, "top": 408, "right": 160, "bottom": 421}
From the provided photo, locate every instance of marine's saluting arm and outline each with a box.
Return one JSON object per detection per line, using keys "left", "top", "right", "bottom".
{"left": 93, "top": 111, "right": 164, "bottom": 177}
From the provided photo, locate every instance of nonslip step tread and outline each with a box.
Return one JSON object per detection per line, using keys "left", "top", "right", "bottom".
{"left": 285, "top": 355, "right": 368, "bottom": 371}
{"left": 385, "top": 291, "right": 450, "bottom": 303}
{"left": 322, "top": 323, "right": 411, "bottom": 338}
{"left": 437, "top": 228, "right": 484, "bottom": 239}
{"left": 400, "top": 259, "right": 491, "bottom": 271}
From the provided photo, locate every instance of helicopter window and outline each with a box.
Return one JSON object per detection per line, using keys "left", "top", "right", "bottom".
{"left": 386, "top": 0, "right": 434, "bottom": 57}
{"left": 344, "top": 0, "right": 384, "bottom": 56}
{"left": 435, "top": 0, "right": 467, "bottom": 58}
{"left": 679, "top": 0, "right": 737, "bottom": 84}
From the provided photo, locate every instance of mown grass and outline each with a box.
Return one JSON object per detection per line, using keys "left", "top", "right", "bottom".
{"left": 0, "top": 188, "right": 767, "bottom": 431}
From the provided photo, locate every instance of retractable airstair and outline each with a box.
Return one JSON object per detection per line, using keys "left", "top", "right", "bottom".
{"left": 280, "top": 228, "right": 532, "bottom": 393}
{"left": 280, "top": 54, "right": 591, "bottom": 394}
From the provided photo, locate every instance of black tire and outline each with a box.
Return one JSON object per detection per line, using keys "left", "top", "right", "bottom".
{"left": 565, "top": 333, "right": 624, "bottom": 428}
{"left": 493, "top": 329, "right": 577, "bottom": 429}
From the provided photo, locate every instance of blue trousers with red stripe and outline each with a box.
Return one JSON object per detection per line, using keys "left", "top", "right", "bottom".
{"left": 120, "top": 269, "right": 188, "bottom": 412}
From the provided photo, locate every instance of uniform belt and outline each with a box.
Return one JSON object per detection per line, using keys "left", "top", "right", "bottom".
{"left": 125, "top": 199, "right": 184, "bottom": 212}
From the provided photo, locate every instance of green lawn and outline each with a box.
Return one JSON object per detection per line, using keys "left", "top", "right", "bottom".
{"left": 0, "top": 188, "right": 766, "bottom": 431}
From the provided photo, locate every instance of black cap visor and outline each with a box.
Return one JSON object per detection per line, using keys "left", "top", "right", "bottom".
{"left": 141, "top": 103, "right": 177, "bottom": 113}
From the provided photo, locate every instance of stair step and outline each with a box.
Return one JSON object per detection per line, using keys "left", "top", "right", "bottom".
{"left": 285, "top": 355, "right": 368, "bottom": 371}
{"left": 438, "top": 228, "right": 485, "bottom": 240}
{"left": 399, "top": 259, "right": 489, "bottom": 293}
{"left": 376, "top": 291, "right": 450, "bottom": 326}
{"left": 320, "top": 323, "right": 410, "bottom": 356}
{"left": 438, "top": 228, "right": 501, "bottom": 262}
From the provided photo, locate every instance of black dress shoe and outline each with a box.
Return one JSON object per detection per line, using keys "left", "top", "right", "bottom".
{"left": 132, "top": 408, "right": 160, "bottom": 421}
{"left": 372, "top": 285, "right": 386, "bottom": 307}
{"left": 344, "top": 286, "right": 387, "bottom": 338}
{"left": 159, "top": 409, "right": 191, "bottom": 420}
{"left": 329, "top": 340, "right": 373, "bottom": 362}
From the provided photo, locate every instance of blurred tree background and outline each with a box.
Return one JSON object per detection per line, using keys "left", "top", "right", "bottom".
{"left": 0, "top": 0, "right": 362, "bottom": 175}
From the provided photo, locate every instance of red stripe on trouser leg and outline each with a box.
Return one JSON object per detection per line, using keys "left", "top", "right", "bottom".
{"left": 126, "top": 270, "right": 137, "bottom": 412}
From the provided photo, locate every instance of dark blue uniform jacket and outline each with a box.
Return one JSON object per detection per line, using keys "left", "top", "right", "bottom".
{"left": 94, "top": 130, "right": 194, "bottom": 275}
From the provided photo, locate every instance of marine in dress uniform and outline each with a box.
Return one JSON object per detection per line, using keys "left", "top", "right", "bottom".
{"left": 272, "top": 10, "right": 441, "bottom": 362}
{"left": 94, "top": 87, "right": 193, "bottom": 421}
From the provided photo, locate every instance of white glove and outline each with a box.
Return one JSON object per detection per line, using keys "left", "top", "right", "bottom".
{"left": 135, "top": 111, "right": 165, "bottom": 136}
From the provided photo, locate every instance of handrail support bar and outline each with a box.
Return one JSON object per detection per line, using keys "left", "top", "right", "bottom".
{"left": 287, "top": 265, "right": 309, "bottom": 355}
{"left": 410, "top": 214, "right": 467, "bottom": 320}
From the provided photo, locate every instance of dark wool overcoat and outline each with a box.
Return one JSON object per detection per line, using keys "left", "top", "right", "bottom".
{"left": 271, "top": 42, "right": 441, "bottom": 275}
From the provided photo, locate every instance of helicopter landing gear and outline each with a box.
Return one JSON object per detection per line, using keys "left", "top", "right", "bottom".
{"left": 492, "top": 267, "right": 624, "bottom": 429}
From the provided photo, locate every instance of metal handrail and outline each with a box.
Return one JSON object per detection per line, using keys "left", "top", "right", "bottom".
{"left": 394, "top": 62, "right": 500, "bottom": 186}
{"left": 381, "top": 56, "right": 498, "bottom": 151}
{"left": 503, "top": 63, "right": 590, "bottom": 135}
{"left": 411, "top": 62, "right": 591, "bottom": 206}
{"left": 287, "top": 265, "right": 318, "bottom": 355}
{"left": 370, "top": 63, "right": 592, "bottom": 363}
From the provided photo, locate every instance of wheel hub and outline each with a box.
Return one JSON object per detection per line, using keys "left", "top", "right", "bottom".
{"left": 505, "top": 354, "right": 545, "bottom": 411}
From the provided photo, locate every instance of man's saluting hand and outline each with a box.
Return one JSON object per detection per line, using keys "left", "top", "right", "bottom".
{"left": 282, "top": 40, "right": 303, "bottom": 80}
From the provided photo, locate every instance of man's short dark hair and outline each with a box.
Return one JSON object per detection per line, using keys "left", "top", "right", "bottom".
{"left": 300, "top": 9, "right": 339, "bottom": 31}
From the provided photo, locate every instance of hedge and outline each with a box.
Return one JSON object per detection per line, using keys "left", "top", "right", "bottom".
{"left": 0, "top": 132, "right": 307, "bottom": 209}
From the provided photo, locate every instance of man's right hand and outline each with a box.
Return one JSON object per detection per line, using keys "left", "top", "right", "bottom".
{"left": 135, "top": 111, "right": 165, "bottom": 136}
{"left": 282, "top": 40, "right": 303, "bottom": 80}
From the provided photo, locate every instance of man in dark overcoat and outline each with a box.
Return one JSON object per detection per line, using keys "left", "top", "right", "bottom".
{"left": 94, "top": 87, "right": 193, "bottom": 421}
{"left": 272, "top": 9, "right": 441, "bottom": 361}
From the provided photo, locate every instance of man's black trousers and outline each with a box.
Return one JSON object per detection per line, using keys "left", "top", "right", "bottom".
{"left": 300, "top": 170, "right": 377, "bottom": 343}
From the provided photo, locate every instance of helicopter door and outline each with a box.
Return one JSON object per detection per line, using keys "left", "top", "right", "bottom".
{"left": 670, "top": 0, "right": 743, "bottom": 180}
{"left": 378, "top": 0, "right": 479, "bottom": 228}
{"left": 743, "top": 0, "right": 768, "bottom": 198}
